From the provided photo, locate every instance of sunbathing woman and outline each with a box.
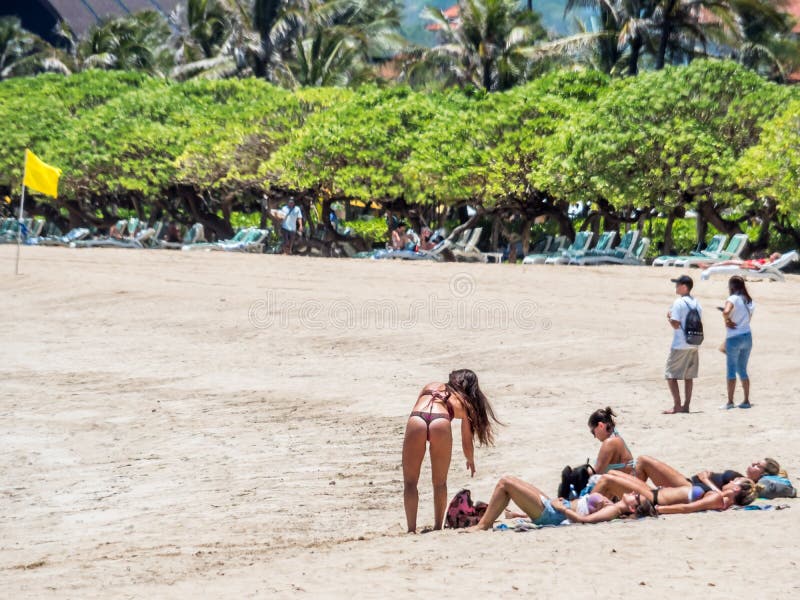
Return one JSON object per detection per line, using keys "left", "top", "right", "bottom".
{"left": 402, "top": 369, "right": 501, "bottom": 533}
{"left": 588, "top": 407, "right": 635, "bottom": 475}
{"left": 597, "top": 469, "right": 758, "bottom": 513}
{"left": 465, "top": 475, "right": 656, "bottom": 531}
{"left": 594, "top": 454, "right": 779, "bottom": 500}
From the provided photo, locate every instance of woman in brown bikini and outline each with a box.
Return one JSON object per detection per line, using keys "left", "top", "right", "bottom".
{"left": 402, "top": 369, "right": 500, "bottom": 533}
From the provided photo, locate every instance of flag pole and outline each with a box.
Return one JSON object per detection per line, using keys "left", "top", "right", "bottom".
{"left": 15, "top": 185, "right": 26, "bottom": 275}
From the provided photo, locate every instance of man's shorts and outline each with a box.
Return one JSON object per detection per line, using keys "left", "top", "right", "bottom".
{"left": 665, "top": 348, "right": 699, "bottom": 379}
{"left": 281, "top": 229, "right": 297, "bottom": 245}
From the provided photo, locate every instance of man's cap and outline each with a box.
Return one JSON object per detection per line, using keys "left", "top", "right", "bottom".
{"left": 671, "top": 275, "right": 694, "bottom": 288}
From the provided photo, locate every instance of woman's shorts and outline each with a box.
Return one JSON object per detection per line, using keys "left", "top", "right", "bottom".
{"left": 665, "top": 348, "right": 699, "bottom": 379}
{"left": 533, "top": 498, "right": 569, "bottom": 527}
{"left": 726, "top": 332, "right": 752, "bottom": 380}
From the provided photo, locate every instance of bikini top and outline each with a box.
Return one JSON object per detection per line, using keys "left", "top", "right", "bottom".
{"left": 418, "top": 386, "right": 455, "bottom": 420}
{"left": 604, "top": 431, "right": 636, "bottom": 473}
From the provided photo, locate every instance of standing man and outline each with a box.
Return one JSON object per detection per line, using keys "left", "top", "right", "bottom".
{"left": 280, "top": 197, "right": 303, "bottom": 254}
{"left": 664, "top": 274, "right": 702, "bottom": 414}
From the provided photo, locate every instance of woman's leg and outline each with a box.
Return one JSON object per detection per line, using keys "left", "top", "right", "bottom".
{"left": 726, "top": 336, "right": 743, "bottom": 404}
{"left": 597, "top": 471, "right": 655, "bottom": 501}
{"left": 738, "top": 334, "right": 752, "bottom": 405}
{"left": 471, "top": 476, "right": 547, "bottom": 530}
{"left": 635, "top": 455, "right": 691, "bottom": 488}
{"left": 427, "top": 421, "right": 453, "bottom": 530}
{"left": 402, "top": 418, "right": 428, "bottom": 533}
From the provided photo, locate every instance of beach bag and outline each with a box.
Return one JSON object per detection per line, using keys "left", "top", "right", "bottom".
{"left": 758, "top": 475, "right": 797, "bottom": 499}
{"left": 557, "top": 461, "right": 595, "bottom": 500}
{"left": 682, "top": 299, "right": 704, "bottom": 346}
{"left": 445, "top": 489, "right": 488, "bottom": 529}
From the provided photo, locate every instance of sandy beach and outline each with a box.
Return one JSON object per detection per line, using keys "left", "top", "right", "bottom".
{"left": 1, "top": 245, "right": 798, "bottom": 598}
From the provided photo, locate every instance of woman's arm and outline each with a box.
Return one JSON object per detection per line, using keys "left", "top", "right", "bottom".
{"left": 722, "top": 300, "right": 736, "bottom": 328}
{"left": 694, "top": 471, "right": 721, "bottom": 494}
{"left": 461, "top": 418, "right": 475, "bottom": 476}
{"left": 555, "top": 501, "right": 622, "bottom": 524}
{"left": 656, "top": 491, "right": 725, "bottom": 515}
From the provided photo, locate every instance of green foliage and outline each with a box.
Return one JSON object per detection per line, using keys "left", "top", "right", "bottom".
{"left": 342, "top": 218, "right": 389, "bottom": 244}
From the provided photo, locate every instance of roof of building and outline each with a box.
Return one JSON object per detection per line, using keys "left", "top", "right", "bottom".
{"left": 47, "top": 0, "right": 181, "bottom": 36}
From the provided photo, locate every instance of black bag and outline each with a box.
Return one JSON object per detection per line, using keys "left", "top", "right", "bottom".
{"left": 682, "top": 299, "right": 704, "bottom": 345}
{"left": 557, "top": 460, "right": 595, "bottom": 499}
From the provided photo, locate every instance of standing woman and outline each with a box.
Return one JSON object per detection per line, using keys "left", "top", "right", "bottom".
{"left": 721, "top": 276, "right": 755, "bottom": 409}
{"left": 402, "top": 369, "right": 500, "bottom": 533}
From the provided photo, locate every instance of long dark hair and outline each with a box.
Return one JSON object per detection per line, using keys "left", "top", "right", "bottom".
{"left": 728, "top": 276, "right": 752, "bottom": 305}
{"left": 448, "top": 369, "right": 500, "bottom": 446}
{"left": 588, "top": 407, "right": 617, "bottom": 432}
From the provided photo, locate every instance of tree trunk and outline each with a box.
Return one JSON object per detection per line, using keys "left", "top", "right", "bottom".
{"left": 521, "top": 218, "right": 532, "bottom": 255}
{"left": 490, "top": 215, "right": 501, "bottom": 252}
{"left": 695, "top": 211, "right": 707, "bottom": 251}
{"left": 656, "top": 0, "right": 677, "bottom": 70}
{"left": 628, "top": 39, "right": 642, "bottom": 76}
{"left": 663, "top": 212, "right": 676, "bottom": 256}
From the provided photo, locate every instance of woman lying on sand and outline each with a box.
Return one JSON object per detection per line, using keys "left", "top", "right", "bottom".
{"left": 594, "top": 454, "right": 779, "bottom": 500}
{"left": 597, "top": 470, "right": 757, "bottom": 513}
{"left": 465, "top": 475, "right": 656, "bottom": 531}
{"left": 402, "top": 369, "right": 501, "bottom": 533}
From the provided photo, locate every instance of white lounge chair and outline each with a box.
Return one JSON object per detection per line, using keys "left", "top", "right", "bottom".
{"left": 652, "top": 234, "right": 728, "bottom": 267}
{"left": 673, "top": 233, "right": 748, "bottom": 268}
{"left": 700, "top": 250, "right": 799, "bottom": 282}
{"left": 544, "top": 231, "right": 594, "bottom": 265}
{"left": 452, "top": 227, "right": 486, "bottom": 262}
{"left": 161, "top": 223, "right": 205, "bottom": 249}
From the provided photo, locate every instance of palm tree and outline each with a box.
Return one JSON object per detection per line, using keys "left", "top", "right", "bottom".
{"left": 421, "top": 0, "right": 548, "bottom": 91}
{"left": 77, "top": 11, "right": 171, "bottom": 74}
{"left": 0, "top": 16, "right": 71, "bottom": 79}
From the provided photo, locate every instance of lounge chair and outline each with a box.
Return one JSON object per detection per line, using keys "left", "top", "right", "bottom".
{"left": 652, "top": 234, "right": 728, "bottom": 267}
{"left": 452, "top": 227, "right": 486, "bottom": 262}
{"left": 700, "top": 250, "right": 799, "bottom": 282}
{"left": 544, "top": 231, "right": 595, "bottom": 265}
{"left": 161, "top": 223, "right": 205, "bottom": 249}
{"left": 522, "top": 235, "right": 568, "bottom": 264}
{"left": 217, "top": 228, "right": 269, "bottom": 253}
{"left": 31, "top": 227, "right": 91, "bottom": 246}
{"left": 571, "top": 230, "right": 639, "bottom": 265}
{"left": 673, "top": 233, "right": 748, "bottom": 268}
{"left": 558, "top": 230, "right": 616, "bottom": 265}
{"left": 581, "top": 237, "right": 650, "bottom": 266}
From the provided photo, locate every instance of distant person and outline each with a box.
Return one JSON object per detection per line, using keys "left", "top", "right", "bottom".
{"left": 165, "top": 221, "right": 181, "bottom": 244}
{"left": 698, "top": 252, "right": 781, "bottom": 270}
{"left": 391, "top": 223, "right": 412, "bottom": 251}
{"left": 664, "top": 275, "right": 702, "bottom": 414}
{"left": 418, "top": 227, "right": 436, "bottom": 251}
{"left": 721, "top": 276, "right": 755, "bottom": 409}
{"left": 108, "top": 222, "right": 123, "bottom": 240}
{"left": 402, "top": 369, "right": 500, "bottom": 533}
{"left": 280, "top": 198, "right": 303, "bottom": 254}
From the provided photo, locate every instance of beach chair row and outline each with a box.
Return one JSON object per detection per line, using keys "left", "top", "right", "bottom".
{"left": 5, "top": 216, "right": 271, "bottom": 254}
{"left": 522, "top": 230, "right": 650, "bottom": 266}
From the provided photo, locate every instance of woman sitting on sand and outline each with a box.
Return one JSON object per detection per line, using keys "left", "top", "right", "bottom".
{"left": 594, "top": 454, "right": 779, "bottom": 501}
{"left": 596, "top": 469, "right": 758, "bottom": 513}
{"left": 588, "top": 407, "right": 635, "bottom": 475}
{"left": 402, "top": 369, "right": 501, "bottom": 533}
{"left": 465, "top": 475, "right": 656, "bottom": 531}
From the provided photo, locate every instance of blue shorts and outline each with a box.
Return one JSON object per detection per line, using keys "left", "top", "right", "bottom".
{"left": 726, "top": 333, "right": 752, "bottom": 380}
{"left": 534, "top": 498, "right": 569, "bottom": 526}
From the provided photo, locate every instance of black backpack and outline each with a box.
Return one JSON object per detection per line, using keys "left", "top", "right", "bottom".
{"left": 682, "top": 298, "right": 704, "bottom": 345}
{"left": 557, "top": 461, "right": 595, "bottom": 499}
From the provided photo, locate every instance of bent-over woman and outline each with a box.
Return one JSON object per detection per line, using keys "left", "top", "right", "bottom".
{"left": 402, "top": 369, "right": 500, "bottom": 533}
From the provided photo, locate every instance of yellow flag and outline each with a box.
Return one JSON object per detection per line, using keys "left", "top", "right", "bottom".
{"left": 23, "top": 149, "right": 61, "bottom": 198}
